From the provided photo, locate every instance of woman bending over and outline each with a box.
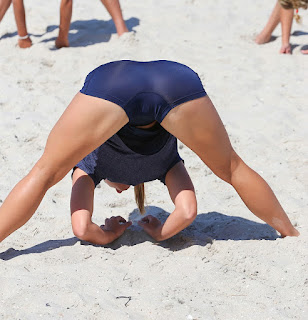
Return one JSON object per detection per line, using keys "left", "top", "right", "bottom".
{"left": 0, "top": 60, "right": 299, "bottom": 246}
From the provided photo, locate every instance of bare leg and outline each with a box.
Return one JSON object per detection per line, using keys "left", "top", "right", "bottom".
{"left": 161, "top": 96, "right": 299, "bottom": 237}
{"left": 12, "top": 0, "right": 31, "bottom": 48}
{"left": 55, "top": 0, "right": 72, "bottom": 48}
{"left": 0, "top": 0, "right": 12, "bottom": 22}
{"left": 280, "top": 7, "right": 294, "bottom": 54}
{"left": 255, "top": 1, "right": 281, "bottom": 44}
{"left": 100, "top": 0, "right": 128, "bottom": 35}
{"left": 0, "top": 93, "right": 128, "bottom": 242}
{"left": 301, "top": 49, "right": 308, "bottom": 54}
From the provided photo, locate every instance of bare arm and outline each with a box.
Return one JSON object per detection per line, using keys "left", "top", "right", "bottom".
{"left": 139, "top": 161, "right": 197, "bottom": 241}
{"left": 71, "top": 168, "right": 131, "bottom": 245}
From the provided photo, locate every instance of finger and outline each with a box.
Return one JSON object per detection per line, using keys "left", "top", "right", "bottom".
{"left": 138, "top": 222, "right": 152, "bottom": 234}
{"left": 119, "top": 221, "right": 132, "bottom": 233}
{"left": 147, "top": 215, "right": 155, "bottom": 222}
{"left": 124, "top": 221, "right": 132, "bottom": 229}
{"left": 116, "top": 216, "right": 126, "bottom": 223}
{"left": 141, "top": 216, "right": 150, "bottom": 223}
{"left": 144, "top": 216, "right": 156, "bottom": 224}
{"left": 146, "top": 215, "right": 156, "bottom": 222}
{"left": 138, "top": 221, "right": 146, "bottom": 229}
{"left": 138, "top": 220, "right": 150, "bottom": 228}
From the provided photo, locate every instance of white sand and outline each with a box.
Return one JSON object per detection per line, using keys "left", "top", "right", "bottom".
{"left": 0, "top": 0, "right": 307, "bottom": 319}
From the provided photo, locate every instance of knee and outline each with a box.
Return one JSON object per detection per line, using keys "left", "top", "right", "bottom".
{"left": 229, "top": 151, "right": 244, "bottom": 182}
{"left": 32, "top": 157, "right": 70, "bottom": 189}
{"left": 214, "top": 150, "right": 243, "bottom": 184}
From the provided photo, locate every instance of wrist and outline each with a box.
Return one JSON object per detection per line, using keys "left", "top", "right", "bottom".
{"left": 100, "top": 227, "right": 118, "bottom": 242}
{"left": 152, "top": 225, "right": 164, "bottom": 242}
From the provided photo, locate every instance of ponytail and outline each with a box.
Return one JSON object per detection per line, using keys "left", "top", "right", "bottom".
{"left": 134, "top": 183, "right": 145, "bottom": 214}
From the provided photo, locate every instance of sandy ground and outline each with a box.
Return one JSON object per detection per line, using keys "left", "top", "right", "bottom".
{"left": 0, "top": 0, "right": 307, "bottom": 319}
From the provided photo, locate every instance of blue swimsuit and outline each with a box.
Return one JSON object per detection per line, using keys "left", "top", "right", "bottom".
{"left": 76, "top": 60, "right": 207, "bottom": 186}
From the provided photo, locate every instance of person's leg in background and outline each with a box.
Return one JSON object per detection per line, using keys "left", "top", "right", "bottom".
{"left": 12, "top": 0, "right": 32, "bottom": 48}
{"left": 255, "top": 1, "right": 282, "bottom": 45}
{"left": 100, "top": 0, "right": 128, "bottom": 36}
{"left": 279, "top": 6, "right": 294, "bottom": 53}
{"left": 55, "top": 0, "right": 72, "bottom": 48}
{"left": 0, "top": 0, "right": 12, "bottom": 23}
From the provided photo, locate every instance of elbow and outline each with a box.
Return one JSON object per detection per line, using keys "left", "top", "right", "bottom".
{"left": 175, "top": 190, "right": 197, "bottom": 223}
{"left": 180, "top": 202, "right": 197, "bottom": 222}
{"left": 72, "top": 222, "right": 91, "bottom": 241}
{"left": 186, "top": 208, "right": 197, "bottom": 222}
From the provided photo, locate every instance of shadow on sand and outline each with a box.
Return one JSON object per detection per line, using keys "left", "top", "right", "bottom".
{"left": 0, "top": 17, "right": 139, "bottom": 47}
{"left": 292, "top": 30, "right": 308, "bottom": 37}
{"left": 42, "top": 17, "right": 139, "bottom": 48}
{"left": 0, "top": 237, "right": 79, "bottom": 261}
{"left": 300, "top": 44, "right": 308, "bottom": 51}
{"left": 1, "top": 206, "right": 279, "bottom": 260}
{"left": 112, "top": 206, "right": 279, "bottom": 251}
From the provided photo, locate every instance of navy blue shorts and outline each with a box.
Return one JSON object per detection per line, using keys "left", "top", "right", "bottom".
{"left": 76, "top": 60, "right": 206, "bottom": 186}
{"left": 80, "top": 60, "right": 207, "bottom": 126}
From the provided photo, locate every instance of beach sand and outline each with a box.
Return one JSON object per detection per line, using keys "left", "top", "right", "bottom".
{"left": 0, "top": 0, "right": 307, "bottom": 319}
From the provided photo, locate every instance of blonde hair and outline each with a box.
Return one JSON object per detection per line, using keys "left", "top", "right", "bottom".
{"left": 279, "top": 0, "right": 308, "bottom": 22}
{"left": 279, "top": 0, "right": 308, "bottom": 9}
{"left": 134, "top": 183, "right": 145, "bottom": 214}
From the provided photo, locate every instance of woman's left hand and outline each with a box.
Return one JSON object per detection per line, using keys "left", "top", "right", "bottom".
{"left": 138, "top": 215, "right": 163, "bottom": 241}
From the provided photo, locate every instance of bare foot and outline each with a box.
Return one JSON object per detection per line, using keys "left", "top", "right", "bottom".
{"left": 301, "top": 49, "right": 308, "bottom": 54}
{"left": 18, "top": 37, "right": 32, "bottom": 48}
{"left": 55, "top": 36, "right": 69, "bottom": 49}
{"left": 255, "top": 31, "right": 272, "bottom": 44}
{"left": 280, "top": 43, "right": 292, "bottom": 54}
{"left": 116, "top": 26, "right": 129, "bottom": 36}
{"left": 281, "top": 227, "right": 300, "bottom": 237}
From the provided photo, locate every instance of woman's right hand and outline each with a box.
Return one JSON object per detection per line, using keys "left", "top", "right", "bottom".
{"left": 101, "top": 216, "right": 132, "bottom": 240}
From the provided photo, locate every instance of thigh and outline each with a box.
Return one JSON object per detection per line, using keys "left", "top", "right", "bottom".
{"left": 161, "top": 96, "right": 237, "bottom": 182}
{"left": 38, "top": 92, "right": 129, "bottom": 183}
